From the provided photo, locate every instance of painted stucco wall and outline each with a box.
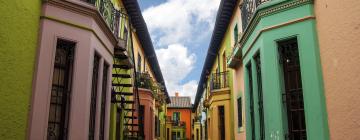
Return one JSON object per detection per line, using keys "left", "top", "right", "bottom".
{"left": 0, "top": 0, "right": 41, "bottom": 139}
{"left": 314, "top": 0, "right": 360, "bottom": 139}
{"left": 139, "top": 89, "right": 155, "bottom": 140}
{"left": 240, "top": 1, "right": 328, "bottom": 140}
{"left": 207, "top": 21, "right": 236, "bottom": 140}
{"left": 207, "top": 92, "right": 231, "bottom": 140}
{"left": 228, "top": 1, "right": 246, "bottom": 139}
{"left": 167, "top": 108, "right": 192, "bottom": 139}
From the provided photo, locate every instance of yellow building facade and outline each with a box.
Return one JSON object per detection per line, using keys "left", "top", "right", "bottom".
{"left": 192, "top": 0, "right": 243, "bottom": 140}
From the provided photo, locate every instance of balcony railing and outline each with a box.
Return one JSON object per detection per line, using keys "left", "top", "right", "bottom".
{"left": 136, "top": 72, "right": 152, "bottom": 89}
{"left": 166, "top": 116, "right": 186, "bottom": 128}
{"left": 241, "top": 0, "right": 270, "bottom": 30}
{"left": 83, "top": 0, "right": 129, "bottom": 43}
{"left": 210, "top": 71, "right": 229, "bottom": 91}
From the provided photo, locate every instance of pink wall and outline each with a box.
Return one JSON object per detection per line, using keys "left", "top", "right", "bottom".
{"left": 314, "top": 0, "right": 360, "bottom": 139}
{"left": 232, "top": 68, "right": 246, "bottom": 140}
{"left": 28, "top": 1, "right": 114, "bottom": 140}
{"left": 138, "top": 88, "right": 155, "bottom": 140}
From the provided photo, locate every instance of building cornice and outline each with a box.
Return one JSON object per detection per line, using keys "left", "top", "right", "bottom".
{"left": 228, "top": 0, "right": 313, "bottom": 67}
{"left": 46, "top": 0, "right": 118, "bottom": 46}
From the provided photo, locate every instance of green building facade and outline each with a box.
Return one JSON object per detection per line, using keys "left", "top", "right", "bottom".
{"left": 228, "top": 0, "right": 329, "bottom": 139}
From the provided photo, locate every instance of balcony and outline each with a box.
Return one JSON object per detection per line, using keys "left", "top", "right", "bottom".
{"left": 240, "top": 0, "right": 270, "bottom": 30}
{"left": 166, "top": 116, "right": 186, "bottom": 128}
{"left": 210, "top": 71, "right": 229, "bottom": 91}
{"left": 227, "top": 33, "right": 243, "bottom": 68}
{"left": 136, "top": 72, "right": 152, "bottom": 89}
{"left": 83, "top": 0, "right": 129, "bottom": 47}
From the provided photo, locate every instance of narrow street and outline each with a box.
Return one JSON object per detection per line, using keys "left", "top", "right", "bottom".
{"left": 1, "top": 0, "right": 360, "bottom": 140}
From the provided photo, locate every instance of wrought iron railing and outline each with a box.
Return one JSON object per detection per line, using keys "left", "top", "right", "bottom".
{"left": 82, "top": 0, "right": 129, "bottom": 44}
{"left": 240, "top": 0, "right": 270, "bottom": 30}
{"left": 210, "top": 71, "right": 229, "bottom": 91}
{"left": 172, "top": 121, "right": 186, "bottom": 128}
{"left": 136, "top": 72, "right": 153, "bottom": 89}
{"left": 227, "top": 33, "right": 242, "bottom": 63}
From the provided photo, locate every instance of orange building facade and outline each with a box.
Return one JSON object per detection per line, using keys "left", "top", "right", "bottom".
{"left": 166, "top": 93, "right": 193, "bottom": 140}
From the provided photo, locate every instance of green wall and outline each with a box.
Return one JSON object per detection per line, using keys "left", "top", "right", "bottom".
{"left": 241, "top": 0, "right": 329, "bottom": 140}
{"left": 0, "top": 0, "right": 41, "bottom": 139}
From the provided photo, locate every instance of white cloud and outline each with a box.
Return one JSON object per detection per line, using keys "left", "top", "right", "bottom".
{"left": 143, "top": 0, "right": 220, "bottom": 46}
{"left": 143, "top": 0, "right": 221, "bottom": 102}
{"left": 156, "top": 44, "right": 197, "bottom": 102}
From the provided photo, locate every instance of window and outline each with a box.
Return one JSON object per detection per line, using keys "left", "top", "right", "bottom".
{"left": 222, "top": 52, "right": 227, "bottom": 72}
{"left": 99, "top": 63, "right": 109, "bottom": 140}
{"left": 234, "top": 24, "right": 238, "bottom": 43}
{"left": 167, "top": 128, "right": 170, "bottom": 140}
{"left": 139, "top": 105, "right": 145, "bottom": 137}
{"left": 173, "top": 112, "right": 180, "bottom": 122}
{"left": 172, "top": 132, "right": 176, "bottom": 140}
{"left": 47, "top": 40, "right": 75, "bottom": 140}
{"left": 196, "top": 129, "right": 199, "bottom": 140}
{"left": 155, "top": 116, "right": 160, "bottom": 137}
{"left": 255, "top": 53, "right": 265, "bottom": 140}
{"left": 278, "top": 39, "right": 307, "bottom": 140}
{"left": 137, "top": 53, "right": 142, "bottom": 72}
{"left": 237, "top": 97, "right": 243, "bottom": 128}
{"left": 116, "top": 108, "right": 121, "bottom": 140}
{"left": 246, "top": 63, "right": 256, "bottom": 140}
{"left": 218, "top": 106, "right": 225, "bottom": 140}
{"left": 89, "top": 54, "right": 100, "bottom": 140}
{"left": 222, "top": 52, "right": 227, "bottom": 87}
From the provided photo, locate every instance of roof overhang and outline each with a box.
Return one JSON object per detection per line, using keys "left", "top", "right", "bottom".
{"left": 193, "top": 0, "right": 237, "bottom": 111}
{"left": 122, "top": 0, "right": 171, "bottom": 103}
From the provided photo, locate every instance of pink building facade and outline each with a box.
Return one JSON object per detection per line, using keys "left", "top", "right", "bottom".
{"left": 28, "top": 0, "right": 119, "bottom": 139}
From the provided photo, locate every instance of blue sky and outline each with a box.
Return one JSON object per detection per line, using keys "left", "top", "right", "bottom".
{"left": 138, "top": 0, "right": 220, "bottom": 102}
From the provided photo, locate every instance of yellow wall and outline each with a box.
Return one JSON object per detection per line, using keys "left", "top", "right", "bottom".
{"left": 207, "top": 90, "right": 231, "bottom": 140}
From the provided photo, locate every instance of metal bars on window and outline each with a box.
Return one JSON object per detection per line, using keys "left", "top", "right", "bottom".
{"left": 246, "top": 63, "right": 256, "bottom": 140}
{"left": 279, "top": 39, "right": 307, "bottom": 140}
{"left": 218, "top": 106, "right": 225, "bottom": 140}
{"left": 255, "top": 53, "right": 265, "bottom": 140}
{"left": 47, "top": 40, "right": 75, "bottom": 140}
{"left": 237, "top": 97, "right": 243, "bottom": 128}
{"left": 139, "top": 105, "right": 145, "bottom": 137}
{"left": 89, "top": 54, "right": 100, "bottom": 140}
{"left": 99, "top": 64, "right": 109, "bottom": 140}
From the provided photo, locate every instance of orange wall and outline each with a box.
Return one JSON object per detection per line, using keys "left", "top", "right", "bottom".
{"left": 167, "top": 108, "right": 192, "bottom": 140}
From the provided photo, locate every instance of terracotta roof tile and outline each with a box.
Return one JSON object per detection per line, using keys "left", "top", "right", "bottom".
{"left": 168, "top": 96, "right": 192, "bottom": 108}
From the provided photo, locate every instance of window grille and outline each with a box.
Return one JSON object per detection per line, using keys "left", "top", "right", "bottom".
{"left": 47, "top": 40, "right": 75, "bottom": 140}
{"left": 89, "top": 54, "right": 100, "bottom": 140}
{"left": 99, "top": 64, "right": 109, "bottom": 140}
{"left": 255, "top": 53, "right": 265, "bottom": 140}
{"left": 246, "top": 63, "right": 256, "bottom": 140}
{"left": 279, "top": 39, "right": 307, "bottom": 140}
{"left": 218, "top": 106, "right": 225, "bottom": 140}
{"left": 237, "top": 97, "right": 243, "bottom": 128}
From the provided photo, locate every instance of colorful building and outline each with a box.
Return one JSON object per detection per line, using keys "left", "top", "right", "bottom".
{"left": 0, "top": 0, "right": 170, "bottom": 140}
{"left": 226, "top": 0, "right": 360, "bottom": 139}
{"left": 166, "top": 93, "right": 193, "bottom": 140}
{"left": 192, "top": 1, "right": 239, "bottom": 140}
{"left": 194, "top": 0, "right": 360, "bottom": 139}
{"left": 111, "top": 1, "right": 171, "bottom": 140}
